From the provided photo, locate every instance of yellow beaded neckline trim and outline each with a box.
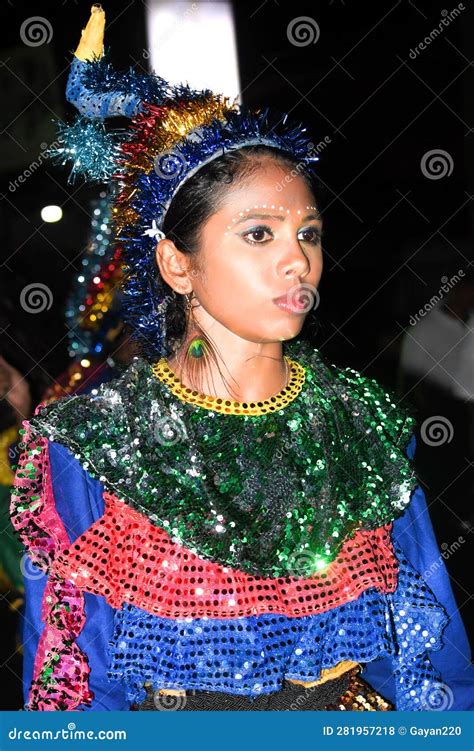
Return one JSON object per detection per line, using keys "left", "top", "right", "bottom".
{"left": 151, "top": 355, "right": 306, "bottom": 415}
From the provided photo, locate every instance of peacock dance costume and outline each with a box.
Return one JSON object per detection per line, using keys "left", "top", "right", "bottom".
{"left": 10, "top": 6, "right": 473, "bottom": 712}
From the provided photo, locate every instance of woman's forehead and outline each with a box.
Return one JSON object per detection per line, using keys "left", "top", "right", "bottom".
{"left": 218, "top": 173, "right": 318, "bottom": 217}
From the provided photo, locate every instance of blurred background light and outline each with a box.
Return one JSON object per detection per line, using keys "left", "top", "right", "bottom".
{"left": 40, "top": 205, "right": 62, "bottom": 223}
{"left": 145, "top": 1, "right": 240, "bottom": 100}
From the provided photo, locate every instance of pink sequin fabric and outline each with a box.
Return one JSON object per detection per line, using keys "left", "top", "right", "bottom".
{"left": 10, "top": 418, "right": 93, "bottom": 710}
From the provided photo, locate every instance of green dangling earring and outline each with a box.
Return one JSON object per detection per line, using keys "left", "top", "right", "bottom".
{"left": 181, "top": 291, "right": 240, "bottom": 398}
{"left": 182, "top": 291, "right": 214, "bottom": 393}
{"left": 187, "top": 337, "right": 208, "bottom": 359}
{"left": 184, "top": 292, "right": 214, "bottom": 370}
{"left": 185, "top": 292, "right": 208, "bottom": 358}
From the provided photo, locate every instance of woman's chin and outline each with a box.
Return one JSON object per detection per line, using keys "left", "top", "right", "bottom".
{"left": 255, "top": 320, "right": 306, "bottom": 342}
{"left": 276, "top": 317, "right": 306, "bottom": 337}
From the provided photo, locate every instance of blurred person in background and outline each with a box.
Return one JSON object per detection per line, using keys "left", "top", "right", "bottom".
{"left": 399, "top": 270, "right": 474, "bottom": 533}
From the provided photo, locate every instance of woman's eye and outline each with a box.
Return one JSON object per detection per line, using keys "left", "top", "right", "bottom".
{"left": 240, "top": 225, "right": 323, "bottom": 245}
{"left": 241, "top": 225, "right": 273, "bottom": 244}
{"left": 298, "top": 227, "right": 323, "bottom": 245}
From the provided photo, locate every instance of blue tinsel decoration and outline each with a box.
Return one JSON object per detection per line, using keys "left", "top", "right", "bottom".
{"left": 48, "top": 115, "right": 128, "bottom": 183}
{"left": 80, "top": 53, "right": 212, "bottom": 109}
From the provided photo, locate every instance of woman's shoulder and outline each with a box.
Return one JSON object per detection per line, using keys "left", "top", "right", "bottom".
{"left": 27, "top": 356, "right": 151, "bottom": 444}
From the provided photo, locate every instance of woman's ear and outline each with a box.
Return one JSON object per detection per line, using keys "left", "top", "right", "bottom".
{"left": 155, "top": 238, "right": 194, "bottom": 295}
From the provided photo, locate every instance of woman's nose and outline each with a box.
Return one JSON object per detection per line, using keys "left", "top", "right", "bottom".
{"left": 280, "top": 239, "right": 311, "bottom": 278}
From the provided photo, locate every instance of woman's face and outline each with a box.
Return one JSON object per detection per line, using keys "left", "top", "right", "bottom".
{"left": 190, "top": 158, "right": 324, "bottom": 345}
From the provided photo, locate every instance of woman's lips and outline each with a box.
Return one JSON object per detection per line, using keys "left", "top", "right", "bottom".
{"left": 272, "top": 295, "right": 308, "bottom": 314}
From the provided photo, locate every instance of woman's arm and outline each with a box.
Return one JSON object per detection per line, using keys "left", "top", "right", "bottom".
{"left": 17, "top": 439, "right": 131, "bottom": 710}
{"left": 362, "top": 433, "right": 474, "bottom": 710}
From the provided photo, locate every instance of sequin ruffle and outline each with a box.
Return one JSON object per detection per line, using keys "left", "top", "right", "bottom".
{"left": 52, "top": 490, "right": 398, "bottom": 618}
{"left": 106, "top": 545, "right": 448, "bottom": 710}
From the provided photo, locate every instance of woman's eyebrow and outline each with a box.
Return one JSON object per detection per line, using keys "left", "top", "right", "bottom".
{"left": 235, "top": 212, "right": 321, "bottom": 224}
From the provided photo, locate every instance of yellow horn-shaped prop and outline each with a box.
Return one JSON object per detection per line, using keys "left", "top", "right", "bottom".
{"left": 74, "top": 4, "right": 106, "bottom": 61}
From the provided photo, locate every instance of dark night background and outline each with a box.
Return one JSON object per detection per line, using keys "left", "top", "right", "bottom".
{"left": 0, "top": 0, "right": 472, "bottom": 710}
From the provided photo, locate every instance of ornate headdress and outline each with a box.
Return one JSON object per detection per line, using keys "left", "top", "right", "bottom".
{"left": 52, "top": 6, "right": 320, "bottom": 360}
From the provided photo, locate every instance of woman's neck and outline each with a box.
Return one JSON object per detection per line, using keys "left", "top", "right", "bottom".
{"left": 167, "top": 340, "right": 289, "bottom": 403}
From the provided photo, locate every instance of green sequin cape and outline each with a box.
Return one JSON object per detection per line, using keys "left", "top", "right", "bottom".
{"left": 28, "top": 338, "right": 417, "bottom": 578}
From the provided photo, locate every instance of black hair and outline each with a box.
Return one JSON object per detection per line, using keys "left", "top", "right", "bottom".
{"left": 160, "top": 145, "right": 325, "bottom": 354}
